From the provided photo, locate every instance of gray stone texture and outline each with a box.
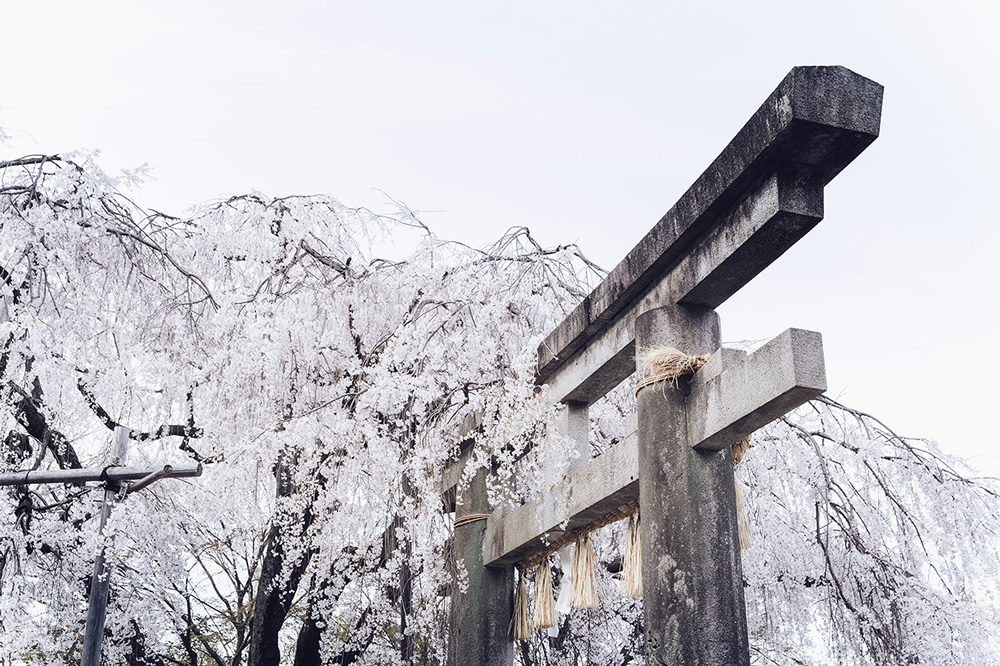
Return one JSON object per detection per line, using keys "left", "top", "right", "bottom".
{"left": 445, "top": 65, "right": 882, "bottom": 662}
{"left": 636, "top": 305, "right": 749, "bottom": 666}
{"left": 687, "top": 328, "right": 826, "bottom": 451}
{"left": 482, "top": 327, "right": 824, "bottom": 567}
{"left": 448, "top": 469, "right": 513, "bottom": 666}
{"left": 537, "top": 66, "right": 882, "bottom": 384}
{"left": 483, "top": 430, "right": 638, "bottom": 568}
{"left": 543, "top": 167, "right": 825, "bottom": 407}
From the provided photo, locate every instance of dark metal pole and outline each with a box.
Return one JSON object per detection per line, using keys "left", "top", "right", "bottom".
{"left": 125, "top": 465, "right": 173, "bottom": 495}
{"left": 81, "top": 425, "right": 129, "bottom": 666}
{"left": 0, "top": 462, "right": 202, "bottom": 487}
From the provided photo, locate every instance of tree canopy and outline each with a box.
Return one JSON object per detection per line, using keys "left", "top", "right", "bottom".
{"left": 1, "top": 153, "right": 997, "bottom": 665}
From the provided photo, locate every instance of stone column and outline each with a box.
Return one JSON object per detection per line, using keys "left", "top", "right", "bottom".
{"left": 550, "top": 401, "right": 589, "bottom": 616}
{"left": 448, "top": 468, "right": 513, "bottom": 666}
{"left": 635, "top": 304, "right": 749, "bottom": 666}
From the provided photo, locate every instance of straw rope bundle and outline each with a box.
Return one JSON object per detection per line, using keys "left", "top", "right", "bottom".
{"left": 570, "top": 534, "right": 598, "bottom": 609}
{"left": 732, "top": 434, "right": 753, "bottom": 549}
{"left": 521, "top": 499, "right": 638, "bottom": 570}
{"left": 732, "top": 434, "right": 751, "bottom": 465}
{"left": 510, "top": 568, "right": 532, "bottom": 640}
{"left": 623, "top": 513, "right": 643, "bottom": 597}
{"left": 511, "top": 501, "right": 640, "bottom": 639}
{"left": 634, "top": 346, "right": 710, "bottom": 394}
{"left": 453, "top": 513, "right": 490, "bottom": 528}
{"left": 533, "top": 559, "right": 558, "bottom": 628}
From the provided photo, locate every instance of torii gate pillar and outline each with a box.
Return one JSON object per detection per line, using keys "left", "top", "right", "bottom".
{"left": 448, "top": 468, "right": 513, "bottom": 666}
{"left": 636, "top": 305, "right": 748, "bottom": 665}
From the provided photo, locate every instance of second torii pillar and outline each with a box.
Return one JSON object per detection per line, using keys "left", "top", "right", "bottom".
{"left": 636, "top": 304, "right": 749, "bottom": 665}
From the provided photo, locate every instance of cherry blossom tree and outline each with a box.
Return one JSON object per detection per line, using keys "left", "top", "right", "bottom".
{"left": 0, "top": 152, "right": 996, "bottom": 666}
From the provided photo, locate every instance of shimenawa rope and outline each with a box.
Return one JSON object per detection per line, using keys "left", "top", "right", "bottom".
{"left": 634, "top": 347, "right": 710, "bottom": 395}
{"left": 453, "top": 513, "right": 490, "bottom": 528}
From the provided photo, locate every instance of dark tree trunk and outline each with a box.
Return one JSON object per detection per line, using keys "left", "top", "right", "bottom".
{"left": 123, "top": 620, "right": 168, "bottom": 666}
{"left": 247, "top": 518, "right": 313, "bottom": 666}
{"left": 400, "top": 554, "right": 413, "bottom": 664}
{"left": 247, "top": 454, "right": 314, "bottom": 666}
{"left": 399, "top": 471, "right": 417, "bottom": 665}
{"left": 293, "top": 613, "right": 322, "bottom": 666}
{"left": 293, "top": 520, "right": 401, "bottom": 666}
{"left": 9, "top": 387, "right": 82, "bottom": 469}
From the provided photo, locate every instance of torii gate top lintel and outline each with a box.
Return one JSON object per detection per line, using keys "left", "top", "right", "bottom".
{"left": 536, "top": 65, "right": 883, "bottom": 393}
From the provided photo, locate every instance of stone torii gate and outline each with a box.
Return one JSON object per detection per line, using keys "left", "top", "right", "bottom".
{"left": 444, "top": 66, "right": 883, "bottom": 665}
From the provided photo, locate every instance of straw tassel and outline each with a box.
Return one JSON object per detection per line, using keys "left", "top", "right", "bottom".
{"left": 570, "top": 534, "right": 598, "bottom": 609}
{"left": 533, "top": 559, "right": 558, "bottom": 628}
{"left": 732, "top": 434, "right": 753, "bottom": 550}
{"left": 734, "top": 479, "right": 753, "bottom": 549}
{"left": 510, "top": 568, "right": 532, "bottom": 640}
{"left": 623, "top": 513, "right": 643, "bottom": 597}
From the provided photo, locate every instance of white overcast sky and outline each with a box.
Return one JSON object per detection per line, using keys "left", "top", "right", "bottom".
{"left": 3, "top": 0, "right": 999, "bottom": 475}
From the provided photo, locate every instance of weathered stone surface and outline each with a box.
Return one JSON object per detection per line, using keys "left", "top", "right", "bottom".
{"left": 543, "top": 166, "right": 823, "bottom": 405}
{"left": 448, "top": 469, "right": 513, "bottom": 666}
{"left": 480, "top": 327, "right": 822, "bottom": 567}
{"left": 447, "top": 67, "right": 880, "bottom": 663}
{"left": 636, "top": 305, "right": 748, "bottom": 666}
{"left": 441, "top": 444, "right": 476, "bottom": 500}
{"left": 671, "top": 168, "right": 824, "bottom": 309}
{"left": 483, "top": 430, "right": 638, "bottom": 568}
{"left": 537, "top": 66, "right": 882, "bottom": 384}
{"left": 543, "top": 310, "right": 636, "bottom": 404}
{"left": 448, "top": 67, "right": 879, "bottom": 492}
{"left": 687, "top": 328, "right": 825, "bottom": 451}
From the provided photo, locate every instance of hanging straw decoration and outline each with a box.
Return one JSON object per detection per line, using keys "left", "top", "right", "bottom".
{"left": 510, "top": 501, "right": 637, "bottom": 629}
{"left": 509, "top": 567, "right": 533, "bottom": 640}
{"left": 533, "top": 559, "right": 558, "bottom": 628}
{"left": 732, "top": 434, "right": 753, "bottom": 549}
{"left": 520, "top": 500, "right": 638, "bottom": 571}
{"left": 623, "top": 513, "right": 643, "bottom": 597}
{"left": 570, "top": 534, "right": 598, "bottom": 609}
